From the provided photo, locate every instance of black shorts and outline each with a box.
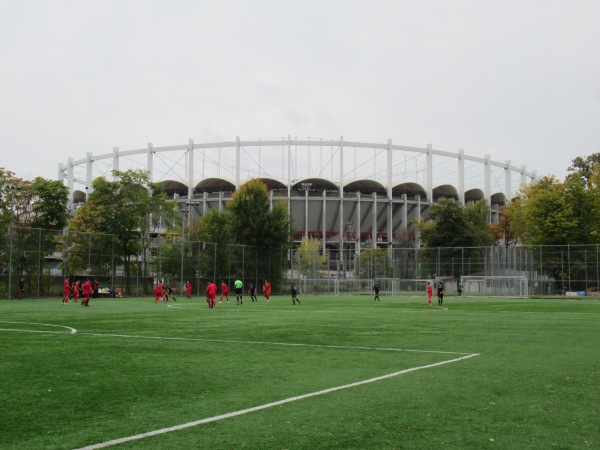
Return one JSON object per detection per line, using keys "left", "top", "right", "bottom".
{"left": 235, "top": 288, "right": 243, "bottom": 295}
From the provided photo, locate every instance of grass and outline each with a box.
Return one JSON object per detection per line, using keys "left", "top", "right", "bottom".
{"left": 0, "top": 294, "right": 599, "bottom": 449}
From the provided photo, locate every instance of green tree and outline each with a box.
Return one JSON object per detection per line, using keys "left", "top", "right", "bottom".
{"left": 414, "top": 198, "right": 493, "bottom": 276}
{"left": 69, "top": 170, "right": 178, "bottom": 291}
{"left": 297, "top": 237, "right": 327, "bottom": 278}
{"left": 227, "top": 179, "right": 291, "bottom": 285}
{"left": 356, "top": 247, "right": 390, "bottom": 279}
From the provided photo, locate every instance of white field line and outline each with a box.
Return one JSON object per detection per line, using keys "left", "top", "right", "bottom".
{"left": 76, "top": 352, "right": 479, "bottom": 450}
{"left": 0, "top": 321, "right": 77, "bottom": 334}
{"left": 0, "top": 321, "right": 480, "bottom": 449}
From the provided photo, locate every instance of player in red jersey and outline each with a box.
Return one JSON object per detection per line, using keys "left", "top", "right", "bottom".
{"left": 81, "top": 279, "right": 92, "bottom": 306}
{"left": 185, "top": 281, "right": 192, "bottom": 299}
{"left": 73, "top": 279, "right": 80, "bottom": 302}
{"left": 263, "top": 280, "right": 271, "bottom": 302}
{"left": 427, "top": 281, "right": 433, "bottom": 307}
{"left": 154, "top": 282, "right": 164, "bottom": 303}
{"left": 62, "top": 277, "right": 70, "bottom": 305}
{"left": 206, "top": 280, "right": 218, "bottom": 308}
{"left": 219, "top": 280, "right": 229, "bottom": 303}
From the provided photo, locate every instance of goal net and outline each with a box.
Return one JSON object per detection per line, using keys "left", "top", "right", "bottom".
{"left": 460, "top": 275, "right": 529, "bottom": 297}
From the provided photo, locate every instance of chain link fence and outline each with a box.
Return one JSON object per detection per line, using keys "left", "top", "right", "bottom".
{"left": 2, "top": 226, "right": 600, "bottom": 298}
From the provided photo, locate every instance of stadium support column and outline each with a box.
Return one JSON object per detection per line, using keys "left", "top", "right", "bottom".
{"left": 322, "top": 190, "right": 327, "bottom": 250}
{"left": 504, "top": 159, "right": 511, "bottom": 206}
{"left": 339, "top": 136, "right": 344, "bottom": 244}
{"left": 67, "top": 158, "right": 74, "bottom": 210}
{"left": 484, "top": 154, "right": 491, "bottom": 205}
{"left": 402, "top": 194, "right": 408, "bottom": 232}
{"left": 287, "top": 136, "right": 292, "bottom": 233}
{"left": 147, "top": 143, "right": 153, "bottom": 184}
{"left": 387, "top": 139, "right": 393, "bottom": 246}
{"left": 521, "top": 165, "right": 527, "bottom": 187}
{"left": 458, "top": 149, "right": 465, "bottom": 205}
{"left": 371, "top": 192, "right": 377, "bottom": 249}
{"left": 86, "top": 152, "right": 93, "bottom": 194}
{"left": 113, "top": 147, "right": 119, "bottom": 181}
{"left": 356, "top": 192, "right": 362, "bottom": 255}
{"left": 235, "top": 136, "right": 241, "bottom": 190}
{"left": 304, "top": 189, "right": 309, "bottom": 239}
{"left": 426, "top": 144, "right": 433, "bottom": 202}
{"left": 188, "top": 139, "right": 194, "bottom": 204}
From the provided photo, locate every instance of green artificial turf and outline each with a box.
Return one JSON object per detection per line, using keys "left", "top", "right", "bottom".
{"left": 0, "top": 295, "right": 598, "bottom": 449}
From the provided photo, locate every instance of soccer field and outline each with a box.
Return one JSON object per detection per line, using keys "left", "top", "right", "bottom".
{"left": 1, "top": 295, "right": 598, "bottom": 449}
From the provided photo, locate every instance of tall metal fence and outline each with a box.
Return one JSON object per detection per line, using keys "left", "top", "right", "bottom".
{"left": 2, "top": 226, "right": 600, "bottom": 298}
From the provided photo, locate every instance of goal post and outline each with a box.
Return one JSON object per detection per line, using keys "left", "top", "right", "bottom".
{"left": 460, "top": 275, "right": 529, "bottom": 297}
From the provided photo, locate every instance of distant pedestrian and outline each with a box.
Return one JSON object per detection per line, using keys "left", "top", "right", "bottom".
{"left": 291, "top": 283, "right": 300, "bottom": 305}
{"left": 457, "top": 280, "right": 463, "bottom": 297}
{"left": 373, "top": 282, "right": 381, "bottom": 301}
{"left": 18, "top": 278, "right": 25, "bottom": 299}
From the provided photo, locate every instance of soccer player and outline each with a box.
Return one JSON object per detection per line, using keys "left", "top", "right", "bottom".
{"left": 73, "top": 279, "right": 80, "bottom": 302}
{"left": 82, "top": 279, "right": 92, "bottom": 306}
{"left": 437, "top": 280, "right": 445, "bottom": 306}
{"left": 206, "top": 280, "right": 217, "bottom": 308}
{"left": 164, "top": 285, "right": 177, "bottom": 302}
{"left": 234, "top": 278, "right": 243, "bottom": 305}
{"left": 154, "top": 282, "right": 164, "bottom": 303}
{"left": 62, "top": 277, "right": 70, "bottom": 305}
{"left": 185, "top": 281, "right": 192, "bottom": 299}
{"left": 291, "top": 282, "right": 300, "bottom": 305}
{"left": 263, "top": 280, "right": 271, "bottom": 302}
{"left": 220, "top": 280, "right": 229, "bottom": 303}
{"left": 248, "top": 282, "right": 257, "bottom": 302}
{"left": 427, "top": 281, "right": 433, "bottom": 307}
{"left": 457, "top": 280, "right": 463, "bottom": 297}
{"left": 373, "top": 282, "right": 381, "bottom": 301}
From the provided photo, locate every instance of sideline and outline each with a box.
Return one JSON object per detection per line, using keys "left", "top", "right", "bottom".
{"left": 76, "top": 352, "right": 479, "bottom": 450}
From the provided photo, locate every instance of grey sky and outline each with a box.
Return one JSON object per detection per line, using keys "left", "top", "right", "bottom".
{"left": 1, "top": 0, "right": 599, "bottom": 183}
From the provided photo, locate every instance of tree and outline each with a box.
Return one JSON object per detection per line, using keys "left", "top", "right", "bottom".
{"left": 356, "top": 247, "right": 390, "bottom": 279}
{"left": 227, "top": 179, "right": 291, "bottom": 286}
{"left": 414, "top": 198, "right": 494, "bottom": 276}
{"left": 69, "top": 170, "right": 178, "bottom": 291}
{"left": 297, "top": 237, "right": 327, "bottom": 278}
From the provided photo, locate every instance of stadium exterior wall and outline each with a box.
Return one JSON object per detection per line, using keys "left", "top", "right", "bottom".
{"left": 60, "top": 136, "right": 537, "bottom": 250}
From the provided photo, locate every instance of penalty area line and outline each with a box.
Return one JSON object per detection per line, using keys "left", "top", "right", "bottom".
{"left": 76, "top": 352, "right": 479, "bottom": 450}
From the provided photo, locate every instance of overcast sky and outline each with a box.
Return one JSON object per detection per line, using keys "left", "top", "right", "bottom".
{"left": 1, "top": 0, "right": 599, "bottom": 183}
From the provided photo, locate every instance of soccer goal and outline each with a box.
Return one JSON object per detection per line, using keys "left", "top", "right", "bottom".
{"left": 460, "top": 275, "right": 529, "bottom": 297}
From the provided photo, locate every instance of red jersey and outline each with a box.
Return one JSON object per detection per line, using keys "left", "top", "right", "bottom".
{"left": 82, "top": 281, "right": 92, "bottom": 296}
{"left": 264, "top": 282, "right": 271, "bottom": 295}
{"left": 427, "top": 284, "right": 433, "bottom": 297}
{"left": 221, "top": 282, "right": 228, "bottom": 294}
{"left": 206, "top": 282, "right": 217, "bottom": 296}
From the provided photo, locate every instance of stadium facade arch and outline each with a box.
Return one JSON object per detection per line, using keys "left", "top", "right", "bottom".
{"left": 60, "top": 136, "right": 537, "bottom": 252}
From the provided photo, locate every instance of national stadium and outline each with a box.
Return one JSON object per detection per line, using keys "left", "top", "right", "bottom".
{"left": 59, "top": 136, "right": 537, "bottom": 252}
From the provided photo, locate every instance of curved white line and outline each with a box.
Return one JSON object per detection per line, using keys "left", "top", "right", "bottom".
{"left": 0, "top": 321, "right": 77, "bottom": 334}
